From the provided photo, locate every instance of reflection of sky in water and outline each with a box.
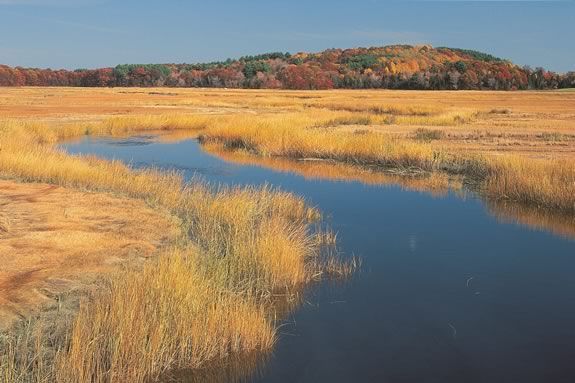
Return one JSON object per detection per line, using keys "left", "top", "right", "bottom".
{"left": 63, "top": 137, "right": 575, "bottom": 383}
{"left": 408, "top": 234, "right": 417, "bottom": 252}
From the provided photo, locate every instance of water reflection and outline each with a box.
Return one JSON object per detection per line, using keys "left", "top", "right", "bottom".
{"left": 202, "top": 143, "right": 463, "bottom": 196}
{"left": 202, "top": 143, "right": 574, "bottom": 241}
{"left": 164, "top": 352, "right": 270, "bottom": 383}
{"left": 487, "top": 200, "right": 575, "bottom": 241}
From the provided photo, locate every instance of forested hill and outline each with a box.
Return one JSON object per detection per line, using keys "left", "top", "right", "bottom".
{"left": 1, "top": 45, "right": 574, "bottom": 90}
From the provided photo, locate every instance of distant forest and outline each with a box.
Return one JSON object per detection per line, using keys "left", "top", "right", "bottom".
{"left": 1, "top": 45, "right": 574, "bottom": 90}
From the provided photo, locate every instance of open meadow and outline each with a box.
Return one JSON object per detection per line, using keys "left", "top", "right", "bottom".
{"left": 1, "top": 87, "right": 574, "bottom": 382}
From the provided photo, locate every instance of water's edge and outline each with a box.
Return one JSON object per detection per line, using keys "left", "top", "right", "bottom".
{"left": 64, "top": 136, "right": 575, "bottom": 383}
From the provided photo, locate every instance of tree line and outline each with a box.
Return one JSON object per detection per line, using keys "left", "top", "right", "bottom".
{"left": 1, "top": 45, "right": 573, "bottom": 90}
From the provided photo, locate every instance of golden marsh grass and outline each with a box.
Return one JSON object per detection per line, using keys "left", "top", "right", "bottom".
{"left": 0, "top": 120, "right": 351, "bottom": 381}
{"left": 191, "top": 111, "right": 572, "bottom": 212}
{"left": 1, "top": 87, "right": 574, "bottom": 381}
{"left": 55, "top": 248, "right": 275, "bottom": 383}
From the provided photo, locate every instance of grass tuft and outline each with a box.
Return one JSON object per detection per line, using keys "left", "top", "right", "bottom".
{"left": 413, "top": 128, "right": 445, "bottom": 142}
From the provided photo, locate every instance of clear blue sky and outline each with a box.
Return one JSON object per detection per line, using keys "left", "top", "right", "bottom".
{"left": 1, "top": 0, "right": 573, "bottom": 72}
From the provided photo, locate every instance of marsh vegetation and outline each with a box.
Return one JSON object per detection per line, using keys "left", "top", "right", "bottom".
{"left": 0, "top": 87, "right": 574, "bottom": 382}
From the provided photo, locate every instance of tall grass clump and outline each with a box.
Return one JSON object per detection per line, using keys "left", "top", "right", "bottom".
{"left": 178, "top": 182, "right": 337, "bottom": 296}
{"left": 413, "top": 128, "right": 445, "bottom": 142}
{"left": 0, "top": 121, "right": 183, "bottom": 207}
{"left": 0, "top": 115, "right": 209, "bottom": 146}
{"left": 199, "top": 113, "right": 487, "bottom": 179}
{"left": 54, "top": 248, "right": 274, "bottom": 383}
{"left": 394, "top": 110, "right": 476, "bottom": 126}
{"left": 198, "top": 114, "right": 439, "bottom": 171}
{"left": 484, "top": 156, "right": 575, "bottom": 212}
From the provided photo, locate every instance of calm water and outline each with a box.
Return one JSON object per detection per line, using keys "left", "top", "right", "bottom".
{"left": 64, "top": 136, "right": 575, "bottom": 383}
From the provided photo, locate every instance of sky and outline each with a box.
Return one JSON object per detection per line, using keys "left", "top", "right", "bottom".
{"left": 0, "top": 0, "right": 573, "bottom": 72}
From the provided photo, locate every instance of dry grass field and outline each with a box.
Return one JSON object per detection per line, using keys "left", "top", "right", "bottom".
{"left": 0, "top": 87, "right": 573, "bottom": 382}
{"left": 0, "top": 180, "right": 180, "bottom": 330}
{"left": 2, "top": 87, "right": 574, "bottom": 158}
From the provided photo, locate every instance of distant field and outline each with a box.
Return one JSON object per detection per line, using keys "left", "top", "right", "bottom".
{"left": 1, "top": 87, "right": 574, "bottom": 158}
